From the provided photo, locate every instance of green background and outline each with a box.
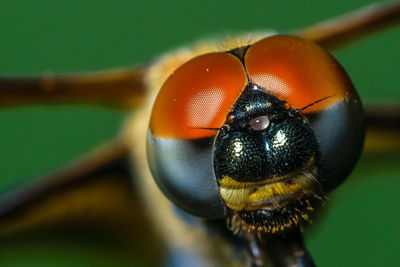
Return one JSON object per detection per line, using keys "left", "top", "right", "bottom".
{"left": 0, "top": 0, "right": 399, "bottom": 266}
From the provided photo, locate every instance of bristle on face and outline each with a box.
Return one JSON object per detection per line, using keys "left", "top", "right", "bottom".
{"left": 227, "top": 193, "right": 325, "bottom": 236}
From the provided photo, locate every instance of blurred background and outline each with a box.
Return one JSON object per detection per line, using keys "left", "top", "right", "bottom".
{"left": 0, "top": 0, "right": 399, "bottom": 266}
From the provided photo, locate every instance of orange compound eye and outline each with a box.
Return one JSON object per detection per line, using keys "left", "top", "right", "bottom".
{"left": 150, "top": 52, "right": 247, "bottom": 139}
{"left": 245, "top": 35, "right": 354, "bottom": 113}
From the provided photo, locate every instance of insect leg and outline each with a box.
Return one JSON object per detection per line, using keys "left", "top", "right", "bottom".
{"left": 0, "top": 67, "right": 147, "bottom": 108}
{"left": 364, "top": 104, "right": 400, "bottom": 153}
{"left": 295, "top": 1, "right": 400, "bottom": 50}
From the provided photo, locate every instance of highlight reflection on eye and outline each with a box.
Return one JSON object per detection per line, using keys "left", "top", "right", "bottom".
{"left": 233, "top": 141, "right": 243, "bottom": 157}
{"left": 272, "top": 130, "right": 287, "bottom": 148}
{"left": 249, "top": 116, "right": 270, "bottom": 131}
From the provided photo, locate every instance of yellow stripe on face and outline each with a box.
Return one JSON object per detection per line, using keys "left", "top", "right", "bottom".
{"left": 218, "top": 157, "right": 318, "bottom": 211}
{"left": 219, "top": 187, "right": 253, "bottom": 210}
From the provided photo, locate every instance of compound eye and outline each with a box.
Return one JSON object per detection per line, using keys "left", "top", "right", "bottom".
{"left": 249, "top": 115, "right": 270, "bottom": 131}
{"left": 245, "top": 35, "right": 353, "bottom": 112}
{"left": 147, "top": 52, "right": 248, "bottom": 219}
{"left": 150, "top": 52, "right": 247, "bottom": 139}
{"left": 244, "top": 35, "right": 365, "bottom": 192}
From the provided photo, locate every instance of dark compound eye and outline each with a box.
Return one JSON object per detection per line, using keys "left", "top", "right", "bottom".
{"left": 248, "top": 116, "right": 270, "bottom": 131}
{"left": 147, "top": 52, "right": 248, "bottom": 219}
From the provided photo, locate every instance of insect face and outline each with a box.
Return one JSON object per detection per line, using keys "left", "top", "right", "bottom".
{"left": 215, "top": 86, "right": 322, "bottom": 234}
{"left": 147, "top": 35, "right": 365, "bottom": 235}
